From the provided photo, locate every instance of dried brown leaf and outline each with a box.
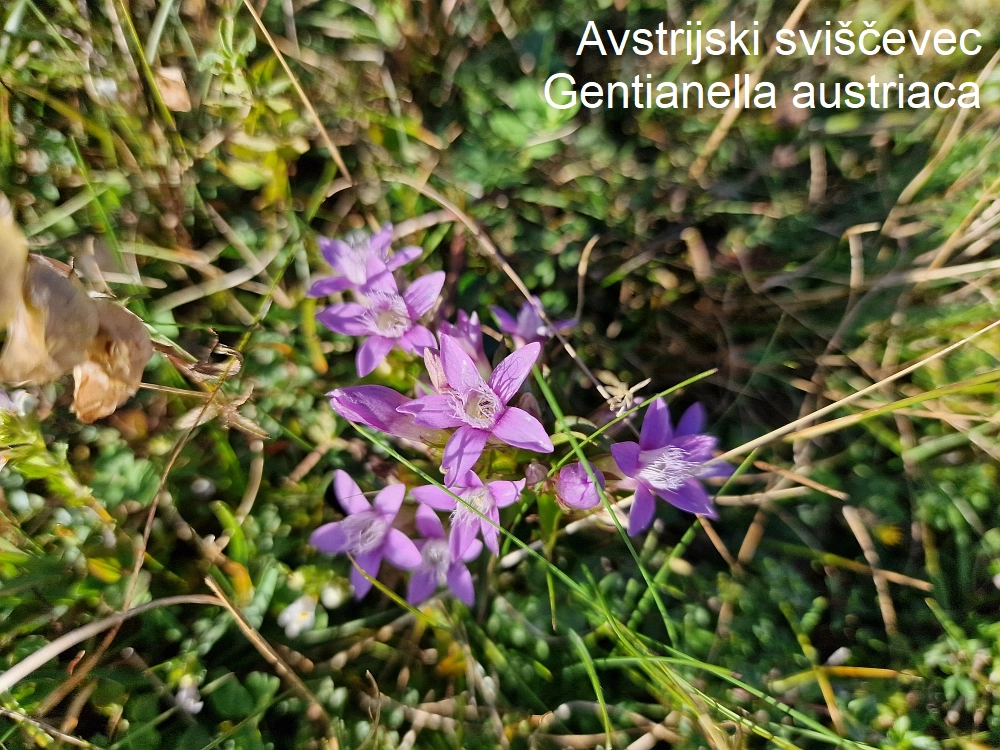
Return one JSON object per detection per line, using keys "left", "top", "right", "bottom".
{"left": 0, "top": 256, "right": 99, "bottom": 385}
{"left": 72, "top": 300, "right": 153, "bottom": 424}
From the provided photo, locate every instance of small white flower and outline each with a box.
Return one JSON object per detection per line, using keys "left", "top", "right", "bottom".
{"left": 993, "top": 572, "right": 1000, "bottom": 590}
{"left": 278, "top": 595, "right": 317, "bottom": 638}
{"left": 175, "top": 675, "right": 203, "bottom": 714}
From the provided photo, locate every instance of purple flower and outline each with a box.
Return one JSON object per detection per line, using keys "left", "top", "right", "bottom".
{"left": 491, "top": 296, "right": 575, "bottom": 350}
{"left": 611, "top": 401, "right": 733, "bottom": 535}
{"left": 556, "top": 462, "right": 605, "bottom": 510}
{"left": 310, "top": 471, "right": 422, "bottom": 599}
{"left": 398, "top": 335, "right": 554, "bottom": 479}
{"left": 408, "top": 504, "right": 483, "bottom": 605}
{"left": 308, "top": 224, "right": 422, "bottom": 297}
{"left": 439, "top": 311, "right": 492, "bottom": 380}
{"left": 411, "top": 471, "right": 525, "bottom": 557}
{"left": 317, "top": 271, "right": 445, "bottom": 377}
{"left": 327, "top": 385, "right": 448, "bottom": 445}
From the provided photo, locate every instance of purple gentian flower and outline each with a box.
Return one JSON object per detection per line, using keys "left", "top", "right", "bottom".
{"left": 611, "top": 401, "right": 733, "bottom": 535}
{"left": 491, "top": 296, "right": 575, "bottom": 350}
{"left": 310, "top": 471, "right": 422, "bottom": 599}
{"left": 398, "top": 335, "right": 554, "bottom": 479}
{"left": 439, "top": 311, "right": 492, "bottom": 380}
{"left": 317, "top": 271, "right": 445, "bottom": 377}
{"left": 556, "top": 462, "right": 605, "bottom": 510}
{"left": 327, "top": 385, "right": 449, "bottom": 445}
{"left": 408, "top": 504, "right": 483, "bottom": 605}
{"left": 411, "top": 471, "right": 525, "bottom": 557}
{"left": 308, "top": 224, "right": 422, "bottom": 297}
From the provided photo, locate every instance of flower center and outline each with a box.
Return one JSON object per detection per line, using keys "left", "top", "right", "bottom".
{"left": 365, "top": 293, "right": 411, "bottom": 338}
{"left": 460, "top": 388, "right": 500, "bottom": 428}
{"left": 636, "top": 446, "right": 698, "bottom": 491}
{"left": 453, "top": 486, "right": 493, "bottom": 525}
{"left": 340, "top": 510, "right": 390, "bottom": 554}
{"left": 421, "top": 539, "right": 451, "bottom": 584}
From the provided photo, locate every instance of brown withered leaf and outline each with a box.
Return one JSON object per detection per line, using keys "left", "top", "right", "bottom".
{"left": 0, "top": 255, "right": 100, "bottom": 385}
{"left": 72, "top": 300, "right": 154, "bottom": 424}
{"left": 0, "top": 216, "right": 153, "bottom": 422}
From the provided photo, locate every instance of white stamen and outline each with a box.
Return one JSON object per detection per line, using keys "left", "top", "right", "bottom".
{"left": 421, "top": 539, "right": 451, "bottom": 585}
{"left": 340, "top": 511, "right": 390, "bottom": 554}
{"left": 452, "top": 486, "right": 494, "bottom": 526}
{"left": 459, "top": 388, "right": 500, "bottom": 428}
{"left": 364, "top": 292, "right": 411, "bottom": 338}
{"left": 636, "top": 446, "right": 698, "bottom": 491}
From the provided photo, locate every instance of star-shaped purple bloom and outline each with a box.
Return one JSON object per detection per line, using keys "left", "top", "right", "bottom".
{"left": 491, "top": 296, "right": 575, "bottom": 350}
{"left": 317, "top": 271, "right": 445, "bottom": 377}
{"left": 398, "top": 334, "right": 554, "bottom": 479}
{"left": 310, "top": 470, "right": 422, "bottom": 599}
{"left": 408, "top": 504, "right": 483, "bottom": 606}
{"left": 411, "top": 471, "right": 525, "bottom": 557}
{"left": 610, "top": 400, "right": 733, "bottom": 535}
{"left": 556, "top": 461, "right": 605, "bottom": 511}
{"left": 308, "top": 224, "right": 422, "bottom": 297}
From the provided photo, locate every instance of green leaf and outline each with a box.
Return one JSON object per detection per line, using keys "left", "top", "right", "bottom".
{"left": 209, "top": 677, "right": 255, "bottom": 718}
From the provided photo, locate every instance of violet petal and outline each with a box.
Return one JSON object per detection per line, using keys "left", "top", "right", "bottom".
{"left": 640, "top": 398, "right": 673, "bottom": 450}
{"left": 492, "top": 407, "right": 553, "bottom": 453}
{"left": 398, "top": 394, "right": 465, "bottom": 429}
{"left": 334, "top": 470, "right": 371, "bottom": 515}
{"left": 628, "top": 484, "right": 657, "bottom": 535}
{"left": 487, "top": 343, "right": 540, "bottom": 404}
{"left": 658, "top": 479, "right": 717, "bottom": 519}
{"left": 411, "top": 484, "right": 458, "bottom": 511}
{"left": 383, "top": 528, "right": 422, "bottom": 569}
{"left": 399, "top": 325, "right": 437, "bottom": 353}
{"left": 310, "top": 521, "right": 351, "bottom": 554}
{"left": 407, "top": 568, "right": 438, "bottom": 604}
{"left": 440, "top": 335, "right": 488, "bottom": 396}
{"left": 441, "top": 425, "right": 489, "bottom": 479}
{"left": 667, "top": 433, "right": 718, "bottom": 463}
{"left": 490, "top": 307, "right": 518, "bottom": 334}
{"left": 611, "top": 441, "right": 641, "bottom": 477}
{"left": 356, "top": 335, "right": 395, "bottom": 377}
{"left": 402, "top": 271, "right": 445, "bottom": 319}
{"left": 351, "top": 550, "right": 382, "bottom": 599}
{"left": 415, "top": 503, "right": 445, "bottom": 538}
{"left": 676, "top": 402, "right": 706, "bottom": 436}
{"left": 461, "top": 538, "right": 484, "bottom": 562}
{"left": 308, "top": 276, "right": 352, "bottom": 297}
{"left": 329, "top": 386, "right": 424, "bottom": 441}
{"left": 447, "top": 563, "right": 475, "bottom": 605}
{"left": 488, "top": 479, "right": 525, "bottom": 509}
{"left": 386, "top": 245, "right": 422, "bottom": 271}
{"left": 449, "top": 517, "right": 478, "bottom": 560}
{"left": 317, "top": 303, "right": 369, "bottom": 336}
{"left": 373, "top": 484, "right": 406, "bottom": 518}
